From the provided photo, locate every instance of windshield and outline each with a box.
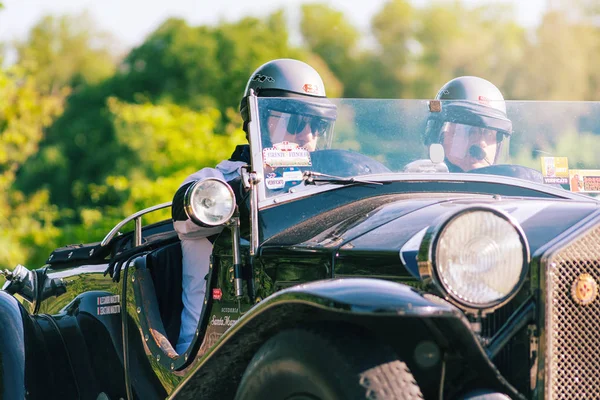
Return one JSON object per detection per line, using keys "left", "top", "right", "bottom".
{"left": 250, "top": 97, "right": 600, "bottom": 202}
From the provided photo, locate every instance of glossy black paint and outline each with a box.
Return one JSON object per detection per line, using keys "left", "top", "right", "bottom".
{"left": 258, "top": 179, "right": 579, "bottom": 243}
{"left": 10, "top": 172, "right": 599, "bottom": 399}
{"left": 263, "top": 195, "right": 596, "bottom": 254}
{"left": 256, "top": 190, "right": 597, "bottom": 295}
{"left": 173, "top": 277, "right": 524, "bottom": 400}
{"left": 486, "top": 299, "right": 536, "bottom": 359}
{"left": 233, "top": 184, "right": 596, "bottom": 399}
{"left": 3, "top": 289, "right": 130, "bottom": 400}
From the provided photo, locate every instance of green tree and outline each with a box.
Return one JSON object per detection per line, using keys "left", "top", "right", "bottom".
{"left": 107, "top": 98, "right": 245, "bottom": 210}
{"left": 16, "top": 80, "right": 125, "bottom": 209}
{"left": 47, "top": 98, "right": 246, "bottom": 247}
{"left": 17, "top": 11, "right": 341, "bottom": 211}
{"left": 369, "top": 0, "right": 415, "bottom": 98}
{"left": 512, "top": 11, "right": 600, "bottom": 100}
{"left": 300, "top": 4, "right": 358, "bottom": 90}
{"left": 0, "top": 66, "right": 65, "bottom": 268}
{"left": 14, "top": 12, "right": 118, "bottom": 95}
{"left": 411, "top": 2, "right": 525, "bottom": 98}
{"left": 122, "top": 13, "right": 309, "bottom": 113}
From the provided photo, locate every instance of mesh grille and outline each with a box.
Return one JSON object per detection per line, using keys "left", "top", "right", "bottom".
{"left": 546, "top": 225, "right": 600, "bottom": 400}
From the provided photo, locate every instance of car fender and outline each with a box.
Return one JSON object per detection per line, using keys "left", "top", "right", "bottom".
{"left": 172, "top": 278, "right": 523, "bottom": 400}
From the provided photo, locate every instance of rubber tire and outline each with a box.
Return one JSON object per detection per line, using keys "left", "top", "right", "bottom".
{"left": 234, "top": 328, "right": 424, "bottom": 400}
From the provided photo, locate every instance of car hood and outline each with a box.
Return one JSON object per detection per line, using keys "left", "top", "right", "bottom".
{"left": 265, "top": 194, "right": 598, "bottom": 258}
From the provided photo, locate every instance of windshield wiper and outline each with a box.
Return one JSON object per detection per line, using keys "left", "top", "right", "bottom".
{"left": 302, "top": 171, "right": 383, "bottom": 186}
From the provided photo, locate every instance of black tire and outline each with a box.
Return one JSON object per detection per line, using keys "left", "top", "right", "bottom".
{"left": 234, "top": 328, "right": 424, "bottom": 400}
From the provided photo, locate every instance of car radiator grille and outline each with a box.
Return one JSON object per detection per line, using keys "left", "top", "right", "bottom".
{"left": 545, "top": 225, "right": 600, "bottom": 400}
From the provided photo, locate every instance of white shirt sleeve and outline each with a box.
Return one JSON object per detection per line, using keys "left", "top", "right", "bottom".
{"left": 176, "top": 236, "right": 212, "bottom": 354}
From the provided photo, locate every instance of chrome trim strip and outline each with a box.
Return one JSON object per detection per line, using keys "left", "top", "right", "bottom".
{"left": 249, "top": 172, "right": 260, "bottom": 256}
{"left": 101, "top": 202, "right": 172, "bottom": 247}
{"left": 247, "top": 91, "right": 265, "bottom": 202}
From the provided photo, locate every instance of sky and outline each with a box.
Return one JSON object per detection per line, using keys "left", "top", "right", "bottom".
{"left": 0, "top": 0, "right": 547, "bottom": 49}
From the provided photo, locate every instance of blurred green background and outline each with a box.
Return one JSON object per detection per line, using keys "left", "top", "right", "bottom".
{"left": 1, "top": 0, "right": 599, "bottom": 268}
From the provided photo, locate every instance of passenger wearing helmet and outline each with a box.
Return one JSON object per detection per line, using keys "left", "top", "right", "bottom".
{"left": 170, "top": 59, "right": 332, "bottom": 354}
{"left": 423, "top": 76, "right": 513, "bottom": 172}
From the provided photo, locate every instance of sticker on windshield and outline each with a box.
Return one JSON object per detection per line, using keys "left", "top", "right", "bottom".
{"left": 540, "top": 156, "right": 569, "bottom": 185}
{"left": 569, "top": 169, "right": 600, "bottom": 193}
{"left": 265, "top": 173, "right": 285, "bottom": 190}
{"left": 263, "top": 141, "right": 312, "bottom": 168}
{"left": 282, "top": 168, "right": 303, "bottom": 183}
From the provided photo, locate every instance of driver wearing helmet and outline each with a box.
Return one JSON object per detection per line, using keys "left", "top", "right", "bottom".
{"left": 239, "top": 60, "right": 337, "bottom": 153}
{"left": 423, "top": 76, "right": 513, "bottom": 172}
{"left": 170, "top": 58, "right": 334, "bottom": 354}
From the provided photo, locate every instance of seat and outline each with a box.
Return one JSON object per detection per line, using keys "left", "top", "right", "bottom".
{"left": 133, "top": 242, "right": 183, "bottom": 347}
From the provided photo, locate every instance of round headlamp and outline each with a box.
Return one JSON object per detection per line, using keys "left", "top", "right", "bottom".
{"left": 184, "top": 178, "right": 236, "bottom": 226}
{"left": 418, "top": 206, "right": 530, "bottom": 312}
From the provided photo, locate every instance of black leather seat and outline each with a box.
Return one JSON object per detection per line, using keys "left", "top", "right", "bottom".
{"left": 134, "top": 242, "right": 183, "bottom": 347}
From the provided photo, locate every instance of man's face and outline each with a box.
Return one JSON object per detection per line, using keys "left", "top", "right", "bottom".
{"left": 266, "top": 111, "right": 328, "bottom": 151}
{"left": 441, "top": 122, "right": 501, "bottom": 171}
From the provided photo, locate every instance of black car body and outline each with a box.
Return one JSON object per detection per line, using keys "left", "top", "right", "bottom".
{"left": 2, "top": 96, "right": 600, "bottom": 400}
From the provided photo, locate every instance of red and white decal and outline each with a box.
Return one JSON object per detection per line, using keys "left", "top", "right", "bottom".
{"left": 212, "top": 288, "right": 223, "bottom": 301}
{"left": 263, "top": 142, "right": 312, "bottom": 167}
{"left": 302, "top": 83, "right": 319, "bottom": 95}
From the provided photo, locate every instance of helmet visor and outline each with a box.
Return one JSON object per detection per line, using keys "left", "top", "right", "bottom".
{"left": 442, "top": 122, "right": 510, "bottom": 171}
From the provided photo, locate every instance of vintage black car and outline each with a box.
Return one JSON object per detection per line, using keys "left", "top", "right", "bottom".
{"left": 2, "top": 95, "right": 600, "bottom": 400}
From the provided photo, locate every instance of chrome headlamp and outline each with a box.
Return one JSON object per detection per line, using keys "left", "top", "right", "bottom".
{"left": 184, "top": 178, "right": 236, "bottom": 226}
{"left": 418, "top": 206, "right": 530, "bottom": 312}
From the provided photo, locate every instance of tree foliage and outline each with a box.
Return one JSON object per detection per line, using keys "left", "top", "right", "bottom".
{"left": 0, "top": 67, "right": 65, "bottom": 267}
{"left": 14, "top": 12, "right": 118, "bottom": 95}
{"left": 3, "top": 1, "right": 600, "bottom": 267}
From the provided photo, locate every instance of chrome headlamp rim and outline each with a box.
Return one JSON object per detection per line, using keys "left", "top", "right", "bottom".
{"left": 183, "top": 178, "right": 236, "bottom": 227}
{"left": 417, "top": 205, "right": 530, "bottom": 313}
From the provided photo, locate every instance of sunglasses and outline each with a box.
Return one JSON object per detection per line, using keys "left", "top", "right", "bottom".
{"left": 269, "top": 112, "right": 330, "bottom": 137}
